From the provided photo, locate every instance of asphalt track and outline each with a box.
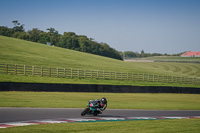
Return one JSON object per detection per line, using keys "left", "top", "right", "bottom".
{"left": 0, "top": 107, "right": 200, "bottom": 123}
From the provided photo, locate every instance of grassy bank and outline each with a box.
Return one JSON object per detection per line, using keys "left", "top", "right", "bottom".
{"left": 0, "top": 36, "right": 200, "bottom": 79}
{"left": 0, "top": 92, "right": 200, "bottom": 110}
{"left": 1, "top": 119, "right": 200, "bottom": 133}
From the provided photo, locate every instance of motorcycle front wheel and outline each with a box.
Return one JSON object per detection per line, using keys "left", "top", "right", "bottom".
{"left": 81, "top": 108, "right": 89, "bottom": 116}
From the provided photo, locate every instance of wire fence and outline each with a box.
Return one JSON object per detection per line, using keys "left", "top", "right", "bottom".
{"left": 0, "top": 64, "right": 199, "bottom": 85}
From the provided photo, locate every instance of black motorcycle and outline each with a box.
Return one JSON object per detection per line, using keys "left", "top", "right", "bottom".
{"left": 81, "top": 100, "right": 102, "bottom": 116}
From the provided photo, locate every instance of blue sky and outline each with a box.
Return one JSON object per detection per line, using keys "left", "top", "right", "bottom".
{"left": 0, "top": 0, "right": 200, "bottom": 54}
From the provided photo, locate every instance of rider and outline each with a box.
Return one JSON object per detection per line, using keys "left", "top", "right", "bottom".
{"left": 96, "top": 97, "right": 107, "bottom": 112}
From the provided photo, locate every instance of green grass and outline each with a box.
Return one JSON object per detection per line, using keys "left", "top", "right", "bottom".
{"left": 0, "top": 35, "right": 200, "bottom": 79}
{"left": 0, "top": 92, "right": 200, "bottom": 110}
{"left": 1, "top": 119, "right": 200, "bottom": 133}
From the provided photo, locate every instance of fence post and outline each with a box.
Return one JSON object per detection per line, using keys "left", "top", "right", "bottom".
{"left": 97, "top": 71, "right": 99, "bottom": 79}
{"left": 195, "top": 78, "right": 199, "bottom": 85}
{"left": 14, "top": 64, "right": 17, "bottom": 75}
{"left": 32, "top": 66, "right": 34, "bottom": 76}
{"left": 175, "top": 76, "right": 177, "bottom": 83}
{"left": 143, "top": 74, "right": 145, "bottom": 81}
{"left": 71, "top": 69, "right": 73, "bottom": 78}
{"left": 24, "top": 65, "right": 26, "bottom": 76}
{"left": 57, "top": 68, "right": 59, "bottom": 77}
{"left": 169, "top": 76, "right": 172, "bottom": 83}
{"left": 84, "top": 70, "right": 86, "bottom": 79}
{"left": 41, "top": 67, "right": 43, "bottom": 77}
{"left": 103, "top": 71, "right": 105, "bottom": 79}
{"left": 49, "top": 67, "right": 51, "bottom": 77}
{"left": 6, "top": 64, "right": 8, "bottom": 74}
{"left": 64, "top": 68, "right": 66, "bottom": 77}
{"left": 182, "top": 77, "right": 184, "bottom": 84}
{"left": 164, "top": 76, "right": 166, "bottom": 83}
{"left": 193, "top": 78, "right": 195, "bottom": 85}
{"left": 132, "top": 73, "right": 134, "bottom": 81}
{"left": 153, "top": 75, "right": 154, "bottom": 82}
{"left": 78, "top": 69, "right": 80, "bottom": 79}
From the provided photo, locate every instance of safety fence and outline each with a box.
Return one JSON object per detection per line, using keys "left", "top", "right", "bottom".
{"left": 0, "top": 64, "right": 199, "bottom": 85}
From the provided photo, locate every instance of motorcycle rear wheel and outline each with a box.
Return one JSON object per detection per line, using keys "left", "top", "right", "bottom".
{"left": 93, "top": 113, "right": 98, "bottom": 116}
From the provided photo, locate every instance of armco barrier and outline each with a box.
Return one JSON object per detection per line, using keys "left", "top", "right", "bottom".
{"left": 0, "top": 82, "right": 200, "bottom": 94}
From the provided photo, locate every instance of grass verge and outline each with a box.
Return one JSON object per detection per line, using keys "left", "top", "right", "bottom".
{"left": 0, "top": 92, "right": 200, "bottom": 110}
{"left": 0, "top": 119, "right": 200, "bottom": 133}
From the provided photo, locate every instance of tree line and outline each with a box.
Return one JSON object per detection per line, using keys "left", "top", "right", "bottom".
{"left": 0, "top": 21, "right": 123, "bottom": 60}
{"left": 122, "top": 50, "right": 183, "bottom": 59}
{"left": 123, "top": 50, "right": 169, "bottom": 59}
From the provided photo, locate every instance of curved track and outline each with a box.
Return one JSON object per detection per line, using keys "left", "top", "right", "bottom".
{"left": 0, "top": 107, "right": 200, "bottom": 123}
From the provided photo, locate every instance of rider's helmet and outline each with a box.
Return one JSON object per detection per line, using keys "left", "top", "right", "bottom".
{"left": 100, "top": 97, "right": 107, "bottom": 104}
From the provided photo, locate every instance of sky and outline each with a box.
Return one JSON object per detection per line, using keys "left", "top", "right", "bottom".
{"left": 0, "top": 0, "right": 200, "bottom": 54}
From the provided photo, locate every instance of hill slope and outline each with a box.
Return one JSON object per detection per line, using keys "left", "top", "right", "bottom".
{"left": 0, "top": 35, "right": 199, "bottom": 78}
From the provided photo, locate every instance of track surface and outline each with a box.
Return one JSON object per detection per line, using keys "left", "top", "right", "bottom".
{"left": 0, "top": 107, "right": 200, "bottom": 123}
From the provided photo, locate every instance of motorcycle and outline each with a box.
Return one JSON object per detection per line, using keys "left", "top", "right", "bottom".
{"left": 81, "top": 100, "right": 102, "bottom": 116}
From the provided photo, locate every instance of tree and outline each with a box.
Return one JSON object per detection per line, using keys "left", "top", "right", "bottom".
{"left": 12, "top": 20, "right": 24, "bottom": 32}
{"left": 57, "top": 32, "right": 79, "bottom": 50}
{"left": 78, "top": 36, "right": 92, "bottom": 53}
{"left": 124, "top": 51, "right": 137, "bottom": 59}
{"left": 39, "top": 32, "right": 50, "bottom": 44}
{"left": 141, "top": 50, "right": 145, "bottom": 57}
{"left": 0, "top": 26, "right": 14, "bottom": 37}
{"left": 12, "top": 32, "right": 29, "bottom": 40}
{"left": 28, "top": 28, "right": 41, "bottom": 42}
{"left": 46, "top": 27, "right": 60, "bottom": 45}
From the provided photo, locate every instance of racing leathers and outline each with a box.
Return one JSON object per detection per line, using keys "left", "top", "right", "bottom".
{"left": 95, "top": 99, "right": 107, "bottom": 112}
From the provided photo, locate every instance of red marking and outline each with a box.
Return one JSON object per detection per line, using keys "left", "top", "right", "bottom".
{"left": 155, "top": 117, "right": 166, "bottom": 119}
{"left": 125, "top": 118, "right": 134, "bottom": 119}
{"left": 55, "top": 119, "right": 75, "bottom": 122}
{"left": 89, "top": 118, "right": 103, "bottom": 120}
{"left": 25, "top": 121, "right": 47, "bottom": 124}
{"left": 0, "top": 124, "right": 16, "bottom": 128}
{"left": 188, "top": 117, "right": 200, "bottom": 119}
{"left": 100, "top": 103, "right": 103, "bottom": 107}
